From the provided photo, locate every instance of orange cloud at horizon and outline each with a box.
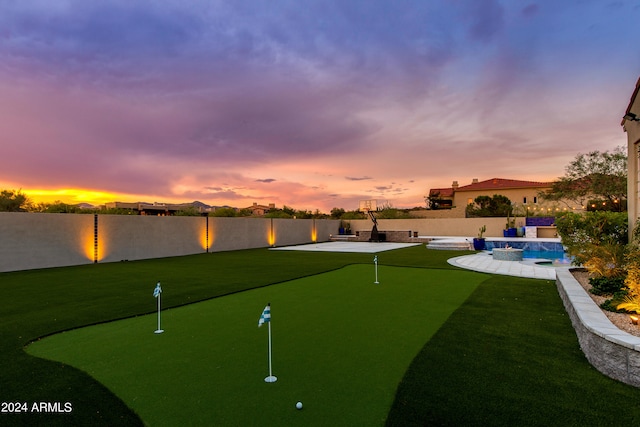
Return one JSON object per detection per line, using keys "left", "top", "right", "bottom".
{"left": 3, "top": 186, "right": 181, "bottom": 207}
{"left": 25, "top": 188, "right": 120, "bottom": 205}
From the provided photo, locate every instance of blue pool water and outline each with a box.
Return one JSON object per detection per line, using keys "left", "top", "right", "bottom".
{"left": 523, "top": 250, "right": 571, "bottom": 263}
{"left": 486, "top": 240, "right": 571, "bottom": 263}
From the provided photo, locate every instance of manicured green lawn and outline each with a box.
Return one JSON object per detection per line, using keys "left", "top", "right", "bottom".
{"left": 1, "top": 246, "right": 453, "bottom": 426}
{"left": 386, "top": 274, "right": 640, "bottom": 426}
{"left": 3, "top": 245, "right": 640, "bottom": 426}
{"left": 27, "top": 265, "right": 483, "bottom": 426}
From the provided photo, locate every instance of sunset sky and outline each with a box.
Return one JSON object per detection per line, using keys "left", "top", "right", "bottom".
{"left": 1, "top": 0, "right": 639, "bottom": 213}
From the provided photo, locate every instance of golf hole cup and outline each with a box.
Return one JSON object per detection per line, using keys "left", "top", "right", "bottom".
{"left": 296, "top": 401, "right": 303, "bottom": 410}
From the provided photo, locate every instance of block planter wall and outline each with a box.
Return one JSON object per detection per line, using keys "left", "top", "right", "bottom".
{"left": 556, "top": 268, "right": 640, "bottom": 387}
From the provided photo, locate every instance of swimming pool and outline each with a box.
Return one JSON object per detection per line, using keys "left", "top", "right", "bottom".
{"left": 486, "top": 240, "right": 570, "bottom": 263}
{"left": 523, "top": 250, "right": 572, "bottom": 266}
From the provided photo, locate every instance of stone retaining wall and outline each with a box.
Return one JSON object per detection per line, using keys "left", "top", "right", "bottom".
{"left": 556, "top": 268, "right": 640, "bottom": 387}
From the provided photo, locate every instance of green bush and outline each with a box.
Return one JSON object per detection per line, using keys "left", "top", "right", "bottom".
{"left": 589, "top": 276, "right": 626, "bottom": 296}
{"left": 465, "top": 194, "right": 512, "bottom": 217}
{"left": 555, "top": 211, "right": 628, "bottom": 276}
{"left": 601, "top": 290, "right": 630, "bottom": 313}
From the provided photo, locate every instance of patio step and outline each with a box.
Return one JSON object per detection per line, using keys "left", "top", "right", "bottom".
{"left": 427, "top": 238, "right": 473, "bottom": 251}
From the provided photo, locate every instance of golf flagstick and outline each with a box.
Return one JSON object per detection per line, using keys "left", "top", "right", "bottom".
{"left": 374, "top": 255, "right": 379, "bottom": 284}
{"left": 258, "top": 303, "right": 277, "bottom": 382}
{"left": 154, "top": 282, "right": 164, "bottom": 334}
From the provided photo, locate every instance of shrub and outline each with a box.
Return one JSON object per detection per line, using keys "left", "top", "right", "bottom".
{"left": 465, "top": 194, "right": 512, "bottom": 218}
{"left": 555, "top": 211, "right": 628, "bottom": 277}
{"left": 589, "top": 276, "right": 626, "bottom": 296}
{"left": 617, "top": 232, "right": 640, "bottom": 313}
{"left": 602, "top": 290, "right": 630, "bottom": 313}
{"left": 582, "top": 242, "right": 628, "bottom": 278}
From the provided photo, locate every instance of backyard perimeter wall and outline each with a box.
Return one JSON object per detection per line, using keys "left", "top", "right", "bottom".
{"left": 347, "top": 217, "right": 509, "bottom": 238}
{"left": 0, "top": 214, "right": 547, "bottom": 273}
{"left": 0, "top": 213, "right": 339, "bottom": 272}
{"left": 0, "top": 212, "right": 95, "bottom": 272}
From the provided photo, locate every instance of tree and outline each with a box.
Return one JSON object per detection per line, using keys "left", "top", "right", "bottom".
{"left": 340, "top": 210, "right": 366, "bottom": 220}
{"left": 540, "top": 146, "right": 627, "bottom": 211}
{"left": 465, "top": 194, "right": 512, "bottom": 217}
{"left": 426, "top": 191, "right": 452, "bottom": 210}
{"left": 282, "top": 205, "right": 296, "bottom": 217}
{"left": 210, "top": 207, "right": 240, "bottom": 217}
{"left": 174, "top": 206, "right": 202, "bottom": 216}
{"left": 375, "top": 203, "right": 412, "bottom": 219}
{"left": 264, "top": 210, "right": 292, "bottom": 218}
{"left": 330, "top": 208, "right": 345, "bottom": 219}
{"left": 0, "top": 189, "right": 31, "bottom": 212}
{"left": 40, "top": 201, "right": 82, "bottom": 213}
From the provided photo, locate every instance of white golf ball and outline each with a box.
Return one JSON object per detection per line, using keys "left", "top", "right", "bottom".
{"left": 296, "top": 401, "right": 303, "bottom": 410}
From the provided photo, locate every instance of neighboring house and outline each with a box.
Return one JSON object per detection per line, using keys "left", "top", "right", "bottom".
{"left": 244, "top": 202, "right": 276, "bottom": 216}
{"left": 427, "top": 186, "right": 454, "bottom": 209}
{"left": 427, "top": 177, "right": 583, "bottom": 218}
{"left": 624, "top": 77, "right": 640, "bottom": 237}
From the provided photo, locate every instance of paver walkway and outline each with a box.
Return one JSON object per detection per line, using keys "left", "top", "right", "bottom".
{"left": 448, "top": 252, "right": 561, "bottom": 280}
{"left": 270, "top": 241, "right": 421, "bottom": 253}
{"left": 272, "top": 241, "right": 563, "bottom": 280}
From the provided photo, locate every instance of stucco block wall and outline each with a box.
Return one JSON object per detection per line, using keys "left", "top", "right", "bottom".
{"left": 0, "top": 214, "right": 341, "bottom": 272}
{"left": 209, "top": 217, "right": 272, "bottom": 251}
{"left": 99, "top": 215, "right": 206, "bottom": 263}
{"left": 346, "top": 217, "right": 508, "bottom": 238}
{"left": 272, "top": 218, "right": 314, "bottom": 247}
{"left": 410, "top": 208, "right": 467, "bottom": 218}
{"left": 0, "top": 212, "right": 94, "bottom": 271}
{"left": 315, "top": 219, "right": 337, "bottom": 242}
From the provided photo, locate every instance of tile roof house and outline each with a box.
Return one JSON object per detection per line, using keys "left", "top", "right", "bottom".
{"left": 427, "top": 178, "right": 571, "bottom": 217}
{"left": 427, "top": 186, "right": 455, "bottom": 209}
{"left": 244, "top": 203, "right": 276, "bottom": 216}
{"left": 455, "top": 178, "right": 552, "bottom": 192}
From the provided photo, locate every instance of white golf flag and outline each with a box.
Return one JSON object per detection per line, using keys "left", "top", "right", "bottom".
{"left": 258, "top": 303, "right": 271, "bottom": 327}
{"left": 153, "top": 282, "right": 162, "bottom": 298}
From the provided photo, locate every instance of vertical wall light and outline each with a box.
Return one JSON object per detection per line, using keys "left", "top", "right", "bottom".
{"left": 93, "top": 214, "right": 99, "bottom": 263}
{"left": 268, "top": 218, "right": 276, "bottom": 246}
{"left": 311, "top": 219, "right": 317, "bottom": 242}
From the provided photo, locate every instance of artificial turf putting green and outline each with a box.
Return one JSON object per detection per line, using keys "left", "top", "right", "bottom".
{"left": 27, "top": 264, "right": 484, "bottom": 426}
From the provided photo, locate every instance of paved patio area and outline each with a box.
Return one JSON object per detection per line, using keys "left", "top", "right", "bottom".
{"left": 448, "top": 252, "right": 562, "bottom": 280}
{"left": 269, "top": 241, "right": 421, "bottom": 253}
{"left": 272, "top": 241, "right": 563, "bottom": 280}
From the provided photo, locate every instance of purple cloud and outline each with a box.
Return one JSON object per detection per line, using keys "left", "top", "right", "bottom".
{"left": 521, "top": 3, "right": 539, "bottom": 18}
{"left": 454, "top": 0, "right": 505, "bottom": 43}
{"left": 0, "top": 0, "right": 638, "bottom": 212}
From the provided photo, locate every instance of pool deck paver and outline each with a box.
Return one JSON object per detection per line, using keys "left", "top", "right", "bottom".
{"left": 273, "top": 241, "right": 562, "bottom": 281}
{"left": 269, "top": 241, "right": 421, "bottom": 253}
{"left": 448, "top": 252, "right": 561, "bottom": 280}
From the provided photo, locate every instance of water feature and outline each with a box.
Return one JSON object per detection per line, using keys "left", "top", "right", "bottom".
{"left": 486, "top": 239, "right": 571, "bottom": 264}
